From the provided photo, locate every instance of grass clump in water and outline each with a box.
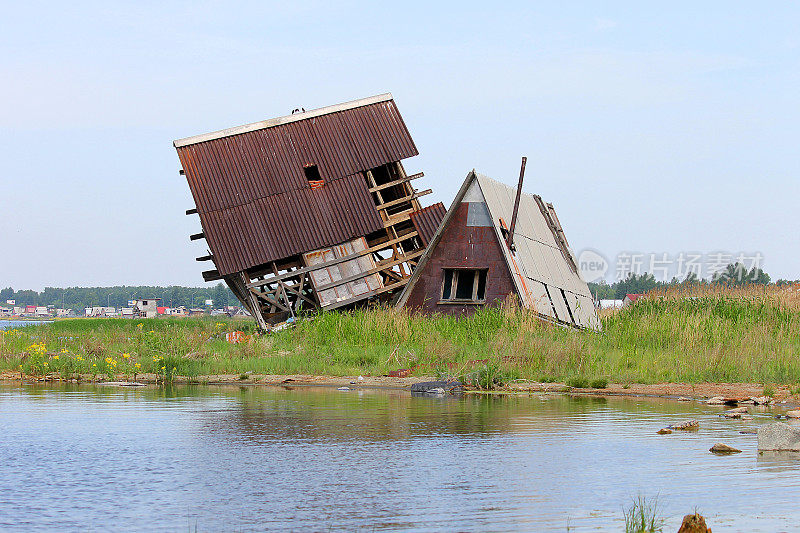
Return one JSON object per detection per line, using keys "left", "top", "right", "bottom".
{"left": 623, "top": 495, "right": 663, "bottom": 533}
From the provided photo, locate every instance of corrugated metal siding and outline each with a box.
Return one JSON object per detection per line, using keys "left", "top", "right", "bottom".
{"left": 200, "top": 174, "right": 384, "bottom": 275}
{"left": 410, "top": 202, "right": 446, "bottom": 245}
{"left": 475, "top": 173, "right": 597, "bottom": 329}
{"left": 175, "top": 99, "right": 418, "bottom": 275}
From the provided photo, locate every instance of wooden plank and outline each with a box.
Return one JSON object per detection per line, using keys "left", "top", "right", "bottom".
{"left": 186, "top": 208, "right": 197, "bottom": 215}
{"left": 313, "top": 249, "right": 424, "bottom": 293}
{"left": 202, "top": 269, "right": 221, "bottom": 281}
{"left": 190, "top": 232, "right": 205, "bottom": 241}
{"left": 242, "top": 273, "right": 270, "bottom": 331}
{"left": 376, "top": 190, "right": 432, "bottom": 211}
{"left": 368, "top": 172, "right": 423, "bottom": 193}
{"left": 322, "top": 279, "right": 408, "bottom": 311}
{"left": 247, "top": 230, "right": 419, "bottom": 288}
{"left": 196, "top": 254, "right": 213, "bottom": 262}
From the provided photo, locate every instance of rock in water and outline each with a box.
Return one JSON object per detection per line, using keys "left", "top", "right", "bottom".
{"left": 410, "top": 380, "right": 463, "bottom": 393}
{"left": 710, "top": 443, "right": 742, "bottom": 455}
{"left": 677, "top": 513, "right": 711, "bottom": 532}
{"left": 657, "top": 428, "right": 672, "bottom": 435}
{"left": 758, "top": 422, "right": 800, "bottom": 451}
{"left": 727, "top": 406, "right": 748, "bottom": 414}
{"left": 706, "top": 396, "right": 725, "bottom": 405}
{"left": 786, "top": 410, "right": 800, "bottom": 419}
{"left": 723, "top": 412, "right": 742, "bottom": 419}
{"left": 669, "top": 420, "right": 700, "bottom": 430}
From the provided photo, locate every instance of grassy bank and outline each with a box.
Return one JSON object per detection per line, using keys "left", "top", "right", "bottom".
{"left": 1, "top": 285, "right": 799, "bottom": 386}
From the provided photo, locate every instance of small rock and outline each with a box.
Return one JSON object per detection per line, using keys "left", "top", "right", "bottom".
{"left": 337, "top": 386, "right": 351, "bottom": 391}
{"left": 657, "top": 428, "right": 672, "bottom": 435}
{"left": 739, "top": 430, "right": 757, "bottom": 435}
{"left": 742, "top": 415, "right": 753, "bottom": 420}
{"left": 706, "top": 396, "right": 725, "bottom": 405}
{"left": 786, "top": 410, "right": 800, "bottom": 419}
{"left": 410, "top": 380, "right": 463, "bottom": 393}
{"left": 723, "top": 412, "right": 741, "bottom": 419}
{"left": 677, "top": 512, "right": 711, "bottom": 532}
{"left": 710, "top": 443, "right": 742, "bottom": 455}
{"left": 426, "top": 387, "right": 446, "bottom": 395}
{"left": 751, "top": 396, "right": 772, "bottom": 405}
{"left": 727, "top": 406, "right": 748, "bottom": 414}
{"left": 677, "top": 396, "right": 691, "bottom": 402}
{"left": 669, "top": 420, "right": 700, "bottom": 430}
{"left": 758, "top": 422, "right": 800, "bottom": 451}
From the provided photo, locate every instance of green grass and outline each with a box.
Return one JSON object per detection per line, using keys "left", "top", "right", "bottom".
{"left": 2, "top": 288, "right": 800, "bottom": 385}
{"left": 623, "top": 495, "right": 664, "bottom": 533}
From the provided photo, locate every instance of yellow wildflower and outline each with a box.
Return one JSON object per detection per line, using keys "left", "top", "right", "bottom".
{"left": 53, "top": 355, "right": 59, "bottom": 360}
{"left": 136, "top": 323, "right": 143, "bottom": 330}
{"left": 161, "top": 366, "right": 166, "bottom": 371}
{"left": 134, "top": 363, "right": 141, "bottom": 369}
{"left": 76, "top": 355, "right": 84, "bottom": 361}
{"left": 122, "top": 353, "right": 130, "bottom": 359}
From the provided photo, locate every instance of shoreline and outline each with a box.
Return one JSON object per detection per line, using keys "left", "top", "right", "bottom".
{"left": 3, "top": 371, "right": 799, "bottom": 408}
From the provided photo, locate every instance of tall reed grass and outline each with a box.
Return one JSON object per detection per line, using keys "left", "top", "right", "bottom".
{"left": 1, "top": 284, "right": 799, "bottom": 385}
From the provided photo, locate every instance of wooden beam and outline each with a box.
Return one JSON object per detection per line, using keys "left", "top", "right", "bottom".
{"left": 202, "top": 269, "right": 221, "bottom": 281}
{"left": 312, "top": 249, "right": 424, "bottom": 293}
{"left": 190, "top": 232, "right": 205, "bottom": 241}
{"left": 196, "top": 254, "right": 213, "bottom": 262}
{"left": 186, "top": 208, "right": 198, "bottom": 215}
{"left": 376, "top": 190, "right": 432, "bottom": 211}
{"left": 242, "top": 273, "right": 270, "bottom": 330}
{"left": 249, "top": 287, "right": 289, "bottom": 312}
{"left": 322, "top": 279, "right": 409, "bottom": 311}
{"left": 247, "top": 231, "right": 418, "bottom": 288}
{"left": 368, "top": 172, "right": 423, "bottom": 193}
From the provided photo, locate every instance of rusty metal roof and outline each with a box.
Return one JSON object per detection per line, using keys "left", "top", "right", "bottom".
{"left": 174, "top": 94, "right": 418, "bottom": 275}
{"left": 410, "top": 202, "right": 446, "bottom": 246}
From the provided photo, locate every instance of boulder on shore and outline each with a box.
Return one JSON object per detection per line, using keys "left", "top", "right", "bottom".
{"left": 677, "top": 513, "right": 711, "bottom": 532}
{"left": 757, "top": 422, "right": 800, "bottom": 451}
{"left": 785, "top": 410, "right": 800, "bottom": 419}
{"left": 710, "top": 443, "right": 741, "bottom": 455}
{"left": 410, "top": 380, "right": 463, "bottom": 393}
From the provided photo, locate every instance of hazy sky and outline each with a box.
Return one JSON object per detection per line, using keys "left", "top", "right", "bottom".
{"left": 2, "top": 2, "right": 798, "bottom": 290}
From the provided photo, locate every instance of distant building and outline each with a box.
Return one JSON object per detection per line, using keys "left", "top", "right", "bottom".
{"left": 25, "top": 305, "right": 36, "bottom": 315}
{"left": 0, "top": 307, "right": 12, "bottom": 317}
{"left": 623, "top": 293, "right": 644, "bottom": 306}
{"left": 169, "top": 307, "right": 188, "bottom": 316}
{"left": 598, "top": 299, "right": 624, "bottom": 310}
{"left": 55, "top": 308, "right": 71, "bottom": 317}
{"left": 157, "top": 306, "right": 169, "bottom": 315}
{"left": 134, "top": 299, "right": 161, "bottom": 318}
{"left": 13, "top": 306, "right": 24, "bottom": 316}
{"left": 120, "top": 307, "right": 135, "bottom": 317}
{"left": 188, "top": 308, "right": 205, "bottom": 316}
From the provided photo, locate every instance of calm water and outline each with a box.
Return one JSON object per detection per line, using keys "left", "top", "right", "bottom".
{"left": 1, "top": 384, "right": 798, "bottom": 532}
{"left": 0, "top": 320, "right": 51, "bottom": 330}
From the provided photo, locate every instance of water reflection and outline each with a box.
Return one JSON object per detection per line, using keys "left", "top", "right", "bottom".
{"left": 1, "top": 383, "right": 799, "bottom": 532}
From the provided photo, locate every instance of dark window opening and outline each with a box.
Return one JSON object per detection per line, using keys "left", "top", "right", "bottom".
{"left": 441, "top": 269, "right": 488, "bottom": 303}
{"left": 304, "top": 164, "right": 323, "bottom": 183}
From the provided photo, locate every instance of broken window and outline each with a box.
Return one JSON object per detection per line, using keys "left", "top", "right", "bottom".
{"left": 440, "top": 269, "right": 487, "bottom": 303}
{"left": 304, "top": 164, "right": 324, "bottom": 189}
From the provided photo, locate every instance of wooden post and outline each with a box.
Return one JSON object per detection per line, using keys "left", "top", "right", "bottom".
{"left": 507, "top": 156, "right": 527, "bottom": 249}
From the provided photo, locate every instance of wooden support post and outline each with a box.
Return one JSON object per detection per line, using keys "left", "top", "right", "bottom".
{"left": 241, "top": 272, "right": 269, "bottom": 331}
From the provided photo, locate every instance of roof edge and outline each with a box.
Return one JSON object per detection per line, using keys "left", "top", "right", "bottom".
{"left": 395, "top": 170, "right": 478, "bottom": 308}
{"left": 174, "top": 93, "right": 394, "bottom": 148}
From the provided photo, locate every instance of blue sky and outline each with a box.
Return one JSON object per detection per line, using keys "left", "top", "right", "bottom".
{"left": 2, "top": 1, "right": 798, "bottom": 289}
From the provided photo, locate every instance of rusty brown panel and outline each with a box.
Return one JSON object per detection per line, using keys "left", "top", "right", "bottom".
{"left": 177, "top": 99, "right": 417, "bottom": 277}
{"left": 410, "top": 202, "right": 446, "bottom": 246}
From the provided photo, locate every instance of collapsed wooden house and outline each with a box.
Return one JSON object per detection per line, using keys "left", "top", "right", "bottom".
{"left": 173, "top": 94, "right": 445, "bottom": 329}
{"left": 396, "top": 166, "right": 600, "bottom": 330}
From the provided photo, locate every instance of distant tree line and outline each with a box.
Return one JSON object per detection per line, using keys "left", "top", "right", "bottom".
{"left": 588, "top": 262, "right": 791, "bottom": 300}
{"left": 0, "top": 284, "right": 238, "bottom": 312}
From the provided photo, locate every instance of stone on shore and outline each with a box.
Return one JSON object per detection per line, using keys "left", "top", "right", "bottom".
{"left": 723, "top": 412, "right": 741, "bottom": 419}
{"left": 669, "top": 420, "right": 700, "bottom": 430}
{"left": 751, "top": 396, "right": 772, "bottom": 405}
{"left": 710, "top": 443, "right": 741, "bottom": 454}
{"left": 677, "top": 396, "right": 691, "bottom": 402}
{"left": 706, "top": 396, "right": 725, "bottom": 405}
{"left": 757, "top": 422, "right": 800, "bottom": 451}
{"left": 677, "top": 513, "right": 711, "bottom": 532}
{"left": 410, "top": 380, "right": 463, "bottom": 393}
{"left": 786, "top": 410, "right": 800, "bottom": 419}
{"left": 657, "top": 428, "right": 672, "bottom": 435}
{"left": 727, "top": 406, "right": 748, "bottom": 414}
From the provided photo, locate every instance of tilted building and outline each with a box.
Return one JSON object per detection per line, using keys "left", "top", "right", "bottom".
{"left": 397, "top": 170, "right": 599, "bottom": 330}
{"left": 173, "top": 94, "right": 444, "bottom": 329}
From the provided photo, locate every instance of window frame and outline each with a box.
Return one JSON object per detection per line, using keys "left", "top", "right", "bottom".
{"left": 439, "top": 268, "right": 488, "bottom": 304}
